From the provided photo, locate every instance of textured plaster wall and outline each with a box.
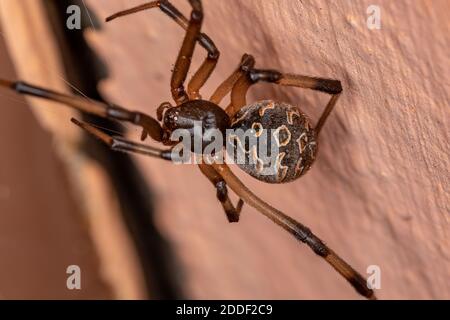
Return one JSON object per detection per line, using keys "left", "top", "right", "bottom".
{"left": 83, "top": 0, "right": 449, "bottom": 299}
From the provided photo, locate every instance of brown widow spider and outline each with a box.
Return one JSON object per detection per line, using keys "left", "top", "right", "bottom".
{"left": 0, "top": 0, "right": 375, "bottom": 299}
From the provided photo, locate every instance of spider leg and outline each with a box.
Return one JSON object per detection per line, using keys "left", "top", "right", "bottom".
{"left": 187, "top": 35, "right": 219, "bottom": 100}
{"left": 211, "top": 163, "right": 376, "bottom": 300}
{"left": 108, "top": 0, "right": 205, "bottom": 104}
{"left": 0, "top": 79, "right": 164, "bottom": 142}
{"left": 229, "top": 68, "right": 342, "bottom": 136}
{"left": 106, "top": 1, "right": 220, "bottom": 101}
{"left": 171, "top": 0, "right": 203, "bottom": 104}
{"left": 210, "top": 53, "right": 255, "bottom": 106}
{"left": 71, "top": 118, "right": 172, "bottom": 160}
{"left": 198, "top": 163, "right": 244, "bottom": 223}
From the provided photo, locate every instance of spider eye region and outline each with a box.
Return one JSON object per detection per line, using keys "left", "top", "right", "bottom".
{"left": 230, "top": 100, "right": 318, "bottom": 183}
{"left": 162, "top": 100, "right": 230, "bottom": 154}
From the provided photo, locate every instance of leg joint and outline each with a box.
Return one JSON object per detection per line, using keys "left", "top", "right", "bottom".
{"left": 208, "top": 50, "right": 220, "bottom": 60}
{"left": 189, "top": 0, "right": 203, "bottom": 13}
{"left": 314, "top": 79, "right": 342, "bottom": 94}
{"left": 239, "top": 54, "right": 256, "bottom": 73}
{"left": 215, "top": 180, "right": 228, "bottom": 202}
{"left": 293, "top": 226, "right": 329, "bottom": 257}
{"left": 191, "top": 9, "right": 203, "bottom": 22}
{"left": 249, "top": 69, "right": 282, "bottom": 83}
{"left": 198, "top": 33, "right": 219, "bottom": 60}
{"left": 171, "top": 85, "right": 188, "bottom": 104}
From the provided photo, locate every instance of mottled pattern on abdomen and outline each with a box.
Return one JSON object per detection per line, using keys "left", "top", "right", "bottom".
{"left": 228, "top": 100, "right": 317, "bottom": 183}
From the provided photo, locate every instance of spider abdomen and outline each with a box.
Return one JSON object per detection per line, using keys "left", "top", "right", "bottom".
{"left": 229, "top": 100, "right": 317, "bottom": 183}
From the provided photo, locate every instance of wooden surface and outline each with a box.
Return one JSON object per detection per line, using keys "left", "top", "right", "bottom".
{"left": 84, "top": 0, "right": 449, "bottom": 299}
{"left": 0, "top": 1, "right": 146, "bottom": 299}
{"left": 0, "top": 0, "right": 448, "bottom": 299}
{"left": 0, "top": 26, "right": 112, "bottom": 299}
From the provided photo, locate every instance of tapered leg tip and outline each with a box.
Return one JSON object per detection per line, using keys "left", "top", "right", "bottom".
{"left": 70, "top": 117, "right": 82, "bottom": 126}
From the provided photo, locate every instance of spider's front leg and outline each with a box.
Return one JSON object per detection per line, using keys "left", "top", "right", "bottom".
{"left": 0, "top": 79, "right": 164, "bottom": 143}
{"left": 170, "top": 0, "right": 206, "bottom": 103}
{"left": 106, "top": 0, "right": 220, "bottom": 101}
{"left": 71, "top": 118, "right": 173, "bottom": 160}
{"left": 107, "top": 0, "right": 207, "bottom": 104}
{"left": 198, "top": 163, "right": 243, "bottom": 223}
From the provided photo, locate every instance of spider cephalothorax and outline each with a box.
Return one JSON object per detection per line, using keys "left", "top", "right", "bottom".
{"left": 0, "top": 0, "right": 375, "bottom": 299}
{"left": 160, "top": 99, "right": 230, "bottom": 153}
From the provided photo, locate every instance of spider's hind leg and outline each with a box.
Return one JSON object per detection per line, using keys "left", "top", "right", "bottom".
{"left": 213, "top": 163, "right": 376, "bottom": 299}
{"left": 107, "top": 1, "right": 220, "bottom": 102}
{"left": 229, "top": 68, "right": 342, "bottom": 135}
{"left": 198, "top": 163, "right": 244, "bottom": 223}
